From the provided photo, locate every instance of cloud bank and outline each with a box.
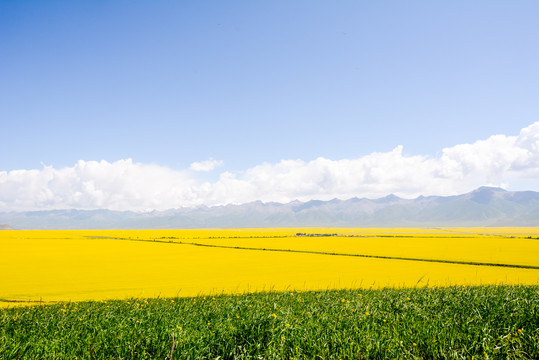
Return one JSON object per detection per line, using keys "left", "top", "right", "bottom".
{"left": 189, "top": 159, "right": 223, "bottom": 172}
{"left": 1, "top": 122, "right": 539, "bottom": 211}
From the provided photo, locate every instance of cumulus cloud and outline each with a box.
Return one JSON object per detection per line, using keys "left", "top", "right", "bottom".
{"left": 189, "top": 159, "right": 223, "bottom": 172}
{"left": 0, "top": 159, "right": 201, "bottom": 211}
{"left": 1, "top": 122, "right": 539, "bottom": 211}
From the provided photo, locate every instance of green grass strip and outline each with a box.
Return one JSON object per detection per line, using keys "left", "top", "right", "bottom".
{"left": 1, "top": 285, "right": 538, "bottom": 359}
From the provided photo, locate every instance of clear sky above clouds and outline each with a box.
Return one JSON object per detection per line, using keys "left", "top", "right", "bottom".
{"left": 1, "top": 1, "right": 539, "bottom": 211}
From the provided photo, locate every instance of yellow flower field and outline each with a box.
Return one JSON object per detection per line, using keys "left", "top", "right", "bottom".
{"left": 1, "top": 228, "right": 538, "bottom": 307}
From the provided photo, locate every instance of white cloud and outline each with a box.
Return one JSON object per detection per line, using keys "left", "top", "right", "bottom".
{"left": 0, "top": 159, "right": 201, "bottom": 211}
{"left": 189, "top": 159, "right": 223, "bottom": 172}
{"left": 1, "top": 122, "right": 539, "bottom": 211}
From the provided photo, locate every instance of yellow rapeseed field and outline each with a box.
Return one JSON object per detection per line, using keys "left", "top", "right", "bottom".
{"left": 1, "top": 228, "right": 538, "bottom": 307}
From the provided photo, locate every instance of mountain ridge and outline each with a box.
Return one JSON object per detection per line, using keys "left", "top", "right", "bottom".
{"left": 1, "top": 187, "right": 539, "bottom": 229}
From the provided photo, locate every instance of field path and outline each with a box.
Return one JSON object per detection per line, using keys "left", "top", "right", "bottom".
{"left": 90, "top": 236, "right": 539, "bottom": 270}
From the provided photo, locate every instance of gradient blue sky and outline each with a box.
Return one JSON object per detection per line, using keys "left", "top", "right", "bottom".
{"left": 1, "top": 1, "right": 539, "bottom": 210}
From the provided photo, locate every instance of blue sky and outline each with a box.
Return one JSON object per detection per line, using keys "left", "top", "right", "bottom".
{"left": 1, "top": 1, "right": 539, "bottom": 211}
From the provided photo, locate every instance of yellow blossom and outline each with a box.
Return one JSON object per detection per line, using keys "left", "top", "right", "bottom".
{"left": 1, "top": 227, "right": 538, "bottom": 306}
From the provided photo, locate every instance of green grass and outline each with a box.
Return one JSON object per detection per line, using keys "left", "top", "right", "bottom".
{"left": 1, "top": 286, "right": 538, "bottom": 359}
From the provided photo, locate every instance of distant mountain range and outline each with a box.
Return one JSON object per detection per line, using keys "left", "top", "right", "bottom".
{"left": 1, "top": 187, "right": 539, "bottom": 229}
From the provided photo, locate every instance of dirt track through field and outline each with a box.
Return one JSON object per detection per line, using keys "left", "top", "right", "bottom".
{"left": 92, "top": 236, "right": 539, "bottom": 271}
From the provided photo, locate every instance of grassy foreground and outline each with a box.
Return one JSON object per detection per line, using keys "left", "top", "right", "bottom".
{"left": 1, "top": 286, "right": 538, "bottom": 359}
